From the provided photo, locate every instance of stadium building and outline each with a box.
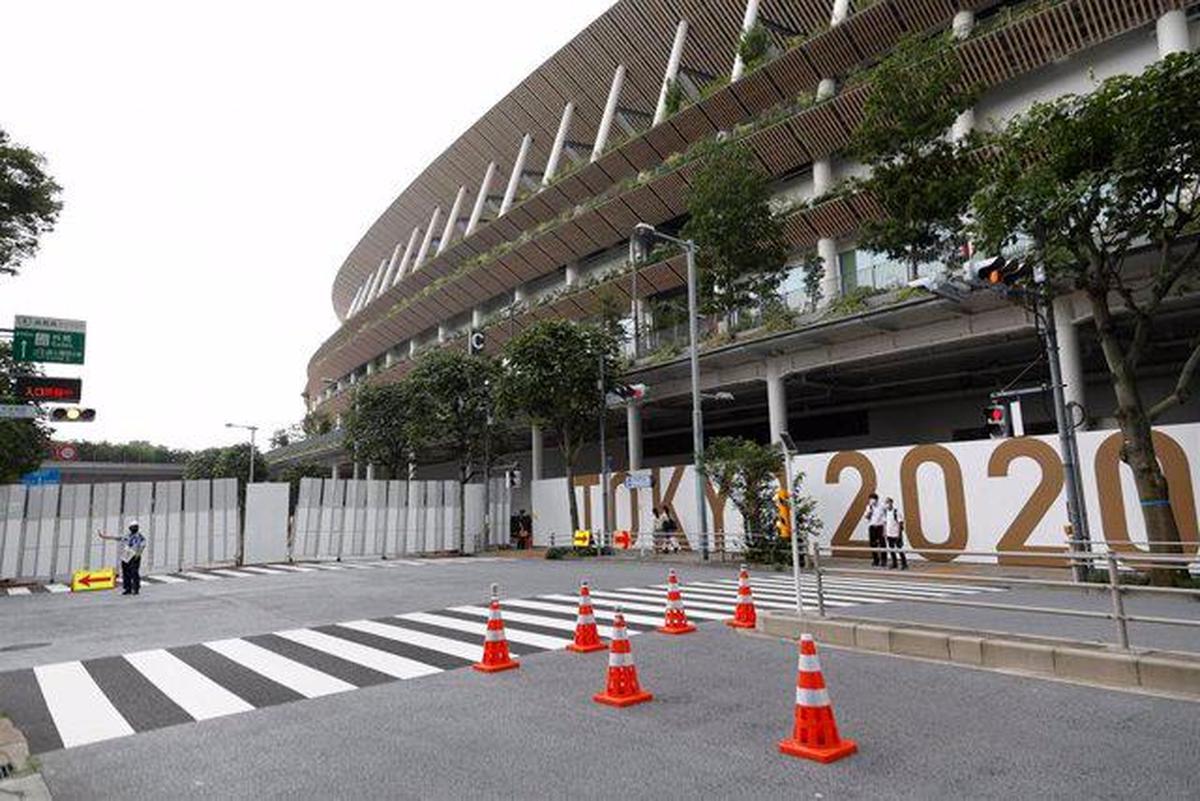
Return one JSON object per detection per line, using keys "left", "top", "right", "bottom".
{"left": 280, "top": 0, "right": 1200, "bottom": 517}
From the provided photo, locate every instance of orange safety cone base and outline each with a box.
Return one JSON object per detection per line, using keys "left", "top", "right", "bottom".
{"left": 566, "top": 640, "right": 608, "bottom": 653}
{"left": 473, "top": 658, "right": 520, "bottom": 673}
{"left": 656, "top": 623, "right": 697, "bottom": 635}
{"left": 725, "top": 619, "right": 755, "bottom": 629}
{"left": 593, "top": 689, "right": 654, "bottom": 707}
{"left": 778, "top": 737, "right": 857, "bottom": 764}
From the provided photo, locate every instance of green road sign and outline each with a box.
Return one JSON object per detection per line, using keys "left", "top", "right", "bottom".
{"left": 12, "top": 315, "right": 86, "bottom": 364}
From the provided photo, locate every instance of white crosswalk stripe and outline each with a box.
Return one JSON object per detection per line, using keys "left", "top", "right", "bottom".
{"left": 6, "top": 571, "right": 1000, "bottom": 756}
{"left": 7, "top": 587, "right": 31, "bottom": 595}
{"left": 144, "top": 574, "right": 188, "bottom": 584}
{"left": 44, "top": 583, "right": 72, "bottom": 593}
{"left": 237, "top": 566, "right": 289, "bottom": 576}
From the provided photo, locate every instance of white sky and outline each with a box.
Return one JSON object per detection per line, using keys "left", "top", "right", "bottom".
{"left": 1, "top": 0, "right": 613, "bottom": 451}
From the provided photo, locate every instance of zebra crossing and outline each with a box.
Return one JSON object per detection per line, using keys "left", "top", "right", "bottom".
{"left": 0, "top": 572, "right": 998, "bottom": 754}
{"left": 0, "top": 556, "right": 515, "bottom": 597}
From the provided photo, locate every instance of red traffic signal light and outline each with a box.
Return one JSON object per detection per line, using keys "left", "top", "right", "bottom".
{"left": 974, "top": 257, "right": 1031, "bottom": 288}
{"left": 50, "top": 407, "right": 96, "bottom": 423}
{"left": 984, "top": 403, "right": 1010, "bottom": 438}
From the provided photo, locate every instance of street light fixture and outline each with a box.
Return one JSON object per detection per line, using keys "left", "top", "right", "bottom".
{"left": 225, "top": 422, "right": 259, "bottom": 484}
{"left": 629, "top": 222, "right": 709, "bottom": 560}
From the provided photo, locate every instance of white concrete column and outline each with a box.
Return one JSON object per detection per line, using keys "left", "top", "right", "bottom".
{"left": 514, "top": 285, "right": 528, "bottom": 304}
{"left": 500, "top": 134, "right": 532, "bottom": 216}
{"left": 414, "top": 207, "right": 441, "bottom": 269}
{"left": 437, "top": 324, "right": 448, "bottom": 344}
{"left": 952, "top": 9, "right": 976, "bottom": 40}
{"left": 347, "top": 284, "right": 366, "bottom": 317}
{"left": 951, "top": 107, "right": 976, "bottom": 142}
{"left": 531, "top": 425, "right": 544, "bottom": 480}
{"left": 542, "top": 103, "right": 575, "bottom": 186}
{"left": 393, "top": 228, "right": 422, "bottom": 285}
{"left": 653, "top": 20, "right": 689, "bottom": 125}
{"left": 466, "top": 162, "right": 497, "bottom": 237}
{"left": 591, "top": 65, "right": 626, "bottom": 162}
{"left": 409, "top": 340, "right": 417, "bottom": 359}
{"left": 363, "top": 260, "right": 386, "bottom": 305}
{"left": 812, "top": 159, "right": 833, "bottom": 196}
{"left": 472, "top": 307, "right": 484, "bottom": 328}
{"left": 1157, "top": 9, "right": 1191, "bottom": 57}
{"left": 437, "top": 186, "right": 467, "bottom": 256}
{"left": 565, "top": 263, "right": 580, "bottom": 287}
{"left": 765, "top": 361, "right": 787, "bottom": 444}
{"left": 330, "top": 462, "right": 339, "bottom": 479}
{"left": 816, "top": 77, "right": 837, "bottom": 101}
{"left": 626, "top": 403, "right": 643, "bottom": 471}
{"left": 381, "top": 239, "right": 405, "bottom": 289}
{"left": 818, "top": 237, "right": 840, "bottom": 306}
{"left": 1054, "top": 295, "right": 1088, "bottom": 430}
{"left": 366, "top": 463, "right": 375, "bottom": 481}
{"left": 830, "top": 0, "right": 851, "bottom": 27}
{"left": 730, "top": 0, "right": 762, "bottom": 81}
{"left": 353, "top": 462, "right": 360, "bottom": 480}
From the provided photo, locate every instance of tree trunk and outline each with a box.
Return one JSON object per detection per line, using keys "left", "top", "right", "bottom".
{"left": 457, "top": 465, "right": 468, "bottom": 554}
{"left": 562, "top": 431, "right": 580, "bottom": 535}
{"left": 1088, "top": 291, "right": 1184, "bottom": 585}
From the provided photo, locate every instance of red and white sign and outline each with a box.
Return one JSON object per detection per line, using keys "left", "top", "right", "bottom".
{"left": 52, "top": 443, "right": 79, "bottom": 461}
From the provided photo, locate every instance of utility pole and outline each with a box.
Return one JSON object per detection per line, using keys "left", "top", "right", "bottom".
{"left": 598, "top": 352, "right": 609, "bottom": 550}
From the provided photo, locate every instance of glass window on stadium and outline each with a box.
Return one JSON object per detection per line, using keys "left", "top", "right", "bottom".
{"left": 838, "top": 249, "right": 941, "bottom": 293}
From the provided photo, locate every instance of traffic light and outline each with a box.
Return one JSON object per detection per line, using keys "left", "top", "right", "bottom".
{"left": 50, "top": 407, "right": 96, "bottom": 423}
{"left": 984, "top": 402, "right": 1010, "bottom": 438}
{"left": 610, "top": 383, "right": 647, "bottom": 402}
{"left": 974, "top": 257, "right": 1031, "bottom": 288}
{"left": 774, "top": 488, "right": 792, "bottom": 540}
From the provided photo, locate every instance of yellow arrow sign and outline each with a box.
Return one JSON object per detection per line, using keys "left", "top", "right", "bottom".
{"left": 573, "top": 530, "right": 591, "bottom": 548}
{"left": 71, "top": 568, "right": 116, "bottom": 592}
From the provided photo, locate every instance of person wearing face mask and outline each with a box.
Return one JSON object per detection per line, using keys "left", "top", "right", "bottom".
{"left": 97, "top": 520, "right": 148, "bottom": 595}
{"left": 883, "top": 497, "right": 908, "bottom": 570}
{"left": 864, "top": 493, "right": 887, "bottom": 566}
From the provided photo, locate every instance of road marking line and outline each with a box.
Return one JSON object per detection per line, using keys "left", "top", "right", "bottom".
{"left": 179, "top": 571, "right": 220, "bottom": 581}
{"left": 145, "top": 574, "right": 187, "bottom": 584}
{"left": 237, "top": 566, "right": 289, "bottom": 576}
{"left": 275, "top": 629, "right": 442, "bottom": 680}
{"left": 33, "top": 662, "right": 135, "bottom": 748}
{"left": 44, "top": 583, "right": 72, "bottom": 593}
{"left": 398, "top": 612, "right": 571, "bottom": 650}
{"left": 7, "top": 587, "right": 32, "bottom": 595}
{"left": 301, "top": 563, "right": 345, "bottom": 571}
{"left": 268, "top": 564, "right": 316, "bottom": 572}
{"left": 340, "top": 620, "right": 481, "bottom": 662}
{"left": 204, "top": 638, "right": 354, "bottom": 699}
{"left": 580, "top": 590, "right": 728, "bottom": 620}
{"left": 449, "top": 605, "right": 620, "bottom": 639}
{"left": 615, "top": 585, "right": 801, "bottom": 611}
{"left": 333, "top": 563, "right": 375, "bottom": 570}
{"left": 124, "top": 649, "right": 254, "bottom": 720}
{"left": 208, "top": 569, "right": 254, "bottom": 579}
{"left": 504, "top": 598, "right": 663, "bottom": 628}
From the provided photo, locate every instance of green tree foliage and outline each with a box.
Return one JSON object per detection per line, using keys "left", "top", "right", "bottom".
{"left": 1, "top": 127, "right": 63, "bottom": 276}
{"left": 850, "top": 34, "right": 981, "bottom": 280}
{"left": 498, "top": 319, "right": 619, "bottom": 532}
{"left": 275, "top": 461, "right": 330, "bottom": 514}
{"left": 737, "top": 22, "right": 771, "bottom": 72}
{"left": 301, "top": 410, "right": 332, "bottom": 437}
{"left": 406, "top": 348, "right": 499, "bottom": 551}
{"left": 63, "top": 440, "right": 191, "bottom": 463}
{"left": 682, "top": 139, "right": 790, "bottom": 322}
{"left": 969, "top": 52, "right": 1200, "bottom": 579}
{"left": 183, "top": 445, "right": 268, "bottom": 487}
{"left": 342, "top": 380, "right": 425, "bottom": 480}
{"left": 0, "top": 341, "right": 51, "bottom": 481}
{"left": 700, "top": 436, "right": 782, "bottom": 536}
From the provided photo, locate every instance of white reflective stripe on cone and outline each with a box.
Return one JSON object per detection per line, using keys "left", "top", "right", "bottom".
{"left": 485, "top": 628, "right": 505, "bottom": 642}
{"left": 795, "top": 687, "right": 830, "bottom": 707}
{"left": 608, "top": 650, "right": 632, "bottom": 667}
{"left": 798, "top": 654, "right": 822, "bottom": 673}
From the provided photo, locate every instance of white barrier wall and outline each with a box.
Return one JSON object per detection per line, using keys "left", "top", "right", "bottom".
{"left": 292, "top": 477, "right": 506, "bottom": 559}
{"left": 244, "top": 483, "right": 289, "bottom": 565}
{"left": 532, "top": 423, "right": 1200, "bottom": 565}
{"left": 0, "top": 478, "right": 240, "bottom": 583}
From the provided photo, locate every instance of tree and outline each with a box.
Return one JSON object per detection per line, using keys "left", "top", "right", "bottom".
{"left": 850, "top": 38, "right": 1200, "bottom": 582}
{"left": 1, "top": 127, "right": 63, "bottom": 277}
{"left": 700, "top": 436, "right": 782, "bottom": 537}
{"left": 269, "top": 429, "right": 291, "bottom": 449}
{"left": 301, "top": 410, "right": 333, "bottom": 438}
{"left": 969, "top": 52, "right": 1200, "bottom": 581}
{"left": 498, "top": 319, "right": 619, "bottom": 533}
{"left": 406, "top": 348, "right": 498, "bottom": 552}
{"left": 682, "top": 139, "right": 790, "bottom": 322}
{"left": 66, "top": 440, "right": 190, "bottom": 463}
{"left": 183, "top": 445, "right": 267, "bottom": 488}
{"left": 275, "top": 461, "right": 330, "bottom": 515}
{"left": 342, "top": 380, "right": 424, "bottom": 480}
{"left": 0, "top": 341, "right": 51, "bottom": 481}
{"left": 850, "top": 33, "right": 981, "bottom": 280}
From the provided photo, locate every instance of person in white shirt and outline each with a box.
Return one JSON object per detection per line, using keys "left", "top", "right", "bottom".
{"left": 864, "top": 493, "right": 887, "bottom": 567}
{"left": 883, "top": 497, "right": 908, "bottom": 570}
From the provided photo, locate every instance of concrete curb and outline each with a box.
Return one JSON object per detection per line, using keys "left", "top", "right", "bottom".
{"left": 0, "top": 716, "right": 51, "bottom": 800}
{"left": 758, "top": 612, "right": 1200, "bottom": 700}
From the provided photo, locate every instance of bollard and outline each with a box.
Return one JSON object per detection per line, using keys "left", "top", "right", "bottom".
{"left": 1105, "top": 553, "right": 1130, "bottom": 649}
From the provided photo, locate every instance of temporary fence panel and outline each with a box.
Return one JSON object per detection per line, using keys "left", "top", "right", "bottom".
{"left": 531, "top": 478, "right": 570, "bottom": 547}
{"left": 91, "top": 483, "right": 123, "bottom": 569}
{"left": 244, "top": 483, "right": 289, "bottom": 564}
{"left": 383, "top": 480, "right": 406, "bottom": 557}
{"left": 25, "top": 485, "right": 60, "bottom": 579}
{"left": 0, "top": 485, "right": 24, "bottom": 578}
{"left": 293, "top": 477, "right": 321, "bottom": 559}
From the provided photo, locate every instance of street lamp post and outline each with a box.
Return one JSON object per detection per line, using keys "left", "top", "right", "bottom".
{"left": 225, "top": 422, "right": 258, "bottom": 566}
{"left": 631, "top": 223, "right": 709, "bottom": 560}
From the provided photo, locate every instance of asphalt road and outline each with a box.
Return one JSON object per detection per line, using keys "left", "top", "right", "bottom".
{"left": 5, "top": 556, "right": 1199, "bottom": 799}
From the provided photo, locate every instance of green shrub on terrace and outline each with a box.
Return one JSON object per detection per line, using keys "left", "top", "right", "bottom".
{"left": 663, "top": 78, "right": 685, "bottom": 117}
{"left": 827, "top": 286, "right": 885, "bottom": 317}
{"left": 738, "top": 23, "right": 772, "bottom": 72}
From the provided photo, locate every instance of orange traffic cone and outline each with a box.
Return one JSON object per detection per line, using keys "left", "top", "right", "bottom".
{"left": 472, "top": 583, "right": 519, "bottom": 673}
{"left": 566, "top": 580, "right": 608, "bottom": 653}
{"left": 593, "top": 607, "right": 653, "bottom": 707}
{"left": 778, "top": 634, "right": 857, "bottom": 763}
{"left": 726, "top": 563, "right": 757, "bottom": 629}
{"left": 658, "top": 568, "right": 697, "bottom": 635}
